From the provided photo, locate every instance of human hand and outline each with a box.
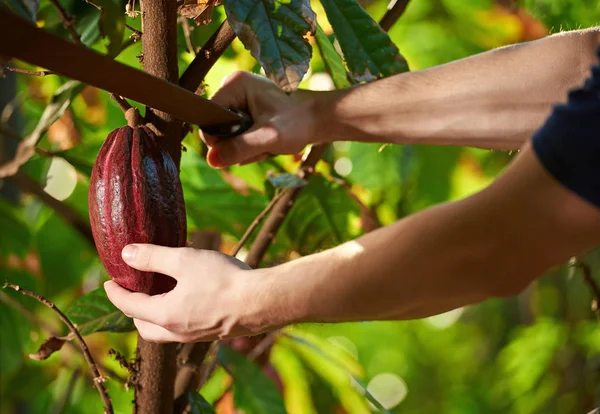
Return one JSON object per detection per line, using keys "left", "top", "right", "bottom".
{"left": 103, "top": 244, "right": 272, "bottom": 343}
{"left": 204, "top": 72, "right": 331, "bottom": 168}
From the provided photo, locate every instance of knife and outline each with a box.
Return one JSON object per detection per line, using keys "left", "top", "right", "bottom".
{"left": 0, "top": 7, "right": 252, "bottom": 138}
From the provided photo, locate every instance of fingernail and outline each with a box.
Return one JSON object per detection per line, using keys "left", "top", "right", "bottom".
{"left": 209, "top": 149, "right": 226, "bottom": 169}
{"left": 122, "top": 245, "right": 138, "bottom": 263}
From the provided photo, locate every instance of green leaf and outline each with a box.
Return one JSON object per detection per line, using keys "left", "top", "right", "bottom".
{"left": 270, "top": 341, "right": 317, "bottom": 413}
{"left": 65, "top": 287, "right": 135, "bottom": 336}
{"left": 0, "top": 199, "right": 31, "bottom": 258}
{"left": 96, "top": 0, "right": 125, "bottom": 57}
{"left": 282, "top": 175, "right": 361, "bottom": 255}
{"left": 1, "top": 0, "right": 38, "bottom": 21}
{"left": 180, "top": 153, "right": 268, "bottom": 238}
{"left": 188, "top": 392, "right": 216, "bottom": 414}
{"left": 224, "top": 0, "right": 316, "bottom": 91}
{"left": 282, "top": 332, "right": 391, "bottom": 413}
{"left": 346, "top": 142, "right": 404, "bottom": 192}
{"left": 218, "top": 346, "right": 286, "bottom": 414}
{"left": 319, "top": 0, "right": 408, "bottom": 81}
{"left": 314, "top": 24, "right": 351, "bottom": 89}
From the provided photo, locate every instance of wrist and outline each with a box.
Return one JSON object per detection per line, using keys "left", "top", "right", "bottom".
{"left": 237, "top": 267, "right": 306, "bottom": 334}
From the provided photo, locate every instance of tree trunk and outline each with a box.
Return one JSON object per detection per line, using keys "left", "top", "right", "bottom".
{"left": 134, "top": 0, "right": 182, "bottom": 412}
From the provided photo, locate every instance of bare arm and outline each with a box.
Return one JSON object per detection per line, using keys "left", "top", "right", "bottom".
{"left": 103, "top": 143, "right": 600, "bottom": 342}
{"left": 256, "top": 144, "right": 600, "bottom": 326}
{"left": 205, "top": 27, "right": 600, "bottom": 167}
{"left": 322, "top": 28, "right": 600, "bottom": 151}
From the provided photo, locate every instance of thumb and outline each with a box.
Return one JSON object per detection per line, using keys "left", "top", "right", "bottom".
{"left": 121, "top": 244, "right": 189, "bottom": 279}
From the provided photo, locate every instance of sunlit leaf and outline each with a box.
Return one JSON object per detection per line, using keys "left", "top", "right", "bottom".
{"left": 65, "top": 287, "right": 135, "bottom": 336}
{"left": 224, "top": 0, "right": 316, "bottom": 91}
{"left": 188, "top": 392, "right": 216, "bottom": 413}
{"left": 346, "top": 142, "right": 404, "bottom": 192}
{"left": 319, "top": 0, "right": 408, "bottom": 81}
{"left": 270, "top": 341, "right": 317, "bottom": 414}
{"left": 218, "top": 346, "right": 286, "bottom": 414}
{"left": 314, "top": 24, "right": 351, "bottom": 89}
{"left": 282, "top": 332, "right": 391, "bottom": 413}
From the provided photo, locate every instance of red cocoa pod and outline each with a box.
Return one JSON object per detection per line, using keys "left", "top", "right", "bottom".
{"left": 88, "top": 125, "right": 187, "bottom": 295}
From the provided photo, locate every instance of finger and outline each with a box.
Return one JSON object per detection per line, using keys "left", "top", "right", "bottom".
{"left": 104, "top": 281, "right": 167, "bottom": 323}
{"left": 206, "top": 125, "right": 279, "bottom": 168}
{"left": 134, "top": 319, "right": 190, "bottom": 344}
{"left": 121, "top": 244, "right": 190, "bottom": 278}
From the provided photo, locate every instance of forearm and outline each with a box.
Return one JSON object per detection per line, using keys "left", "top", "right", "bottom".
{"left": 256, "top": 146, "right": 600, "bottom": 327}
{"left": 316, "top": 27, "right": 600, "bottom": 150}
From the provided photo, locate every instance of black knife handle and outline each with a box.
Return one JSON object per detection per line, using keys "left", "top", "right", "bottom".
{"left": 200, "top": 109, "right": 253, "bottom": 138}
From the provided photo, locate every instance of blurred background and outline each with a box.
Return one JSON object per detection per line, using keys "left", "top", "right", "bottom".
{"left": 1, "top": 0, "right": 600, "bottom": 413}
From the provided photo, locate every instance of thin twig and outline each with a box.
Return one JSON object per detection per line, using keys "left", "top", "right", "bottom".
{"left": 6, "top": 67, "right": 56, "bottom": 77}
{"left": 0, "top": 291, "right": 127, "bottom": 383}
{"left": 3, "top": 283, "right": 113, "bottom": 414}
{"left": 179, "top": 16, "right": 196, "bottom": 56}
{"left": 47, "top": 0, "right": 83, "bottom": 46}
{"left": 231, "top": 191, "right": 285, "bottom": 257}
{"left": 574, "top": 260, "right": 600, "bottom": 320}
{"left": 125, "top": 24, "right": 142, "bottom": 38}
{"left": 196, "top": 343, "right": 219, "bottom": 387}
{"left": 83, "top": 0, "right": 103, "bottom": 11}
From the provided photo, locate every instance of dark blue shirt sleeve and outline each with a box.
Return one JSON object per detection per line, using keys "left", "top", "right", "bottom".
{"left": 532, "top": 46, "right": 600, "bottom": 209}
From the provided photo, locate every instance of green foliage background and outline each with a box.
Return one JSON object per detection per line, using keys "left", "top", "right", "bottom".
{"left": 1, "top": 0, "right": 600, "bottom": 413}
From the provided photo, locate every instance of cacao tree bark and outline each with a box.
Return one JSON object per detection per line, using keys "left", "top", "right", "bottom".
{"left": 134, "top": 0, "right": 183, "bottom": 412}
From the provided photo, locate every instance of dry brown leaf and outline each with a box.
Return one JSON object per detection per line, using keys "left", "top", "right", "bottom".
{"left": 179, "top": 0, "right": 222, "bottom": 25}
{"left": 29, "top": 334, "right": 74, "bottom": 361}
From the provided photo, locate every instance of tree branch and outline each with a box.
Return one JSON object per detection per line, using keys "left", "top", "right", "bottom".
{"left": 0, "top": 291, "right": 127, "bottom": 384}
{"left": 244, "top": 144, "right": 327, "bottom": 268}
{"left": 2, "top": 283, "right": 113, "bottom": 413}
{"left": 47, "top": 0, "right": 83, "bottom": 46}
{"left": 179, "top": 16, "right": 196, "bottom": 56}
{"left": 135, "top": 0, "right": 182, "bottom": 412}
{"left": 8, "top": 171, "right": 94, "bottom": 245}
{"left": 379, "top": 0, "right": 411, "bottom": 32}
{"left": 6, "top": 67, "right": 56, "bottom": 77}
{"left": 231, "top": 190, "right": 285, "bottom": 257}
{"left": 179, "top": 21, "right": 236, "bottom": 92}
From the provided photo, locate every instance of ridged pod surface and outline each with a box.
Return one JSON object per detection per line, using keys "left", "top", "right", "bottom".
{"left": 88, "top": 125, "right": 187, "bottom": 295}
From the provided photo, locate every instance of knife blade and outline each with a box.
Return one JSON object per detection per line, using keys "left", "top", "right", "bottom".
{"left": 0, "top": 8, "right": 252, "bottom": 137}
